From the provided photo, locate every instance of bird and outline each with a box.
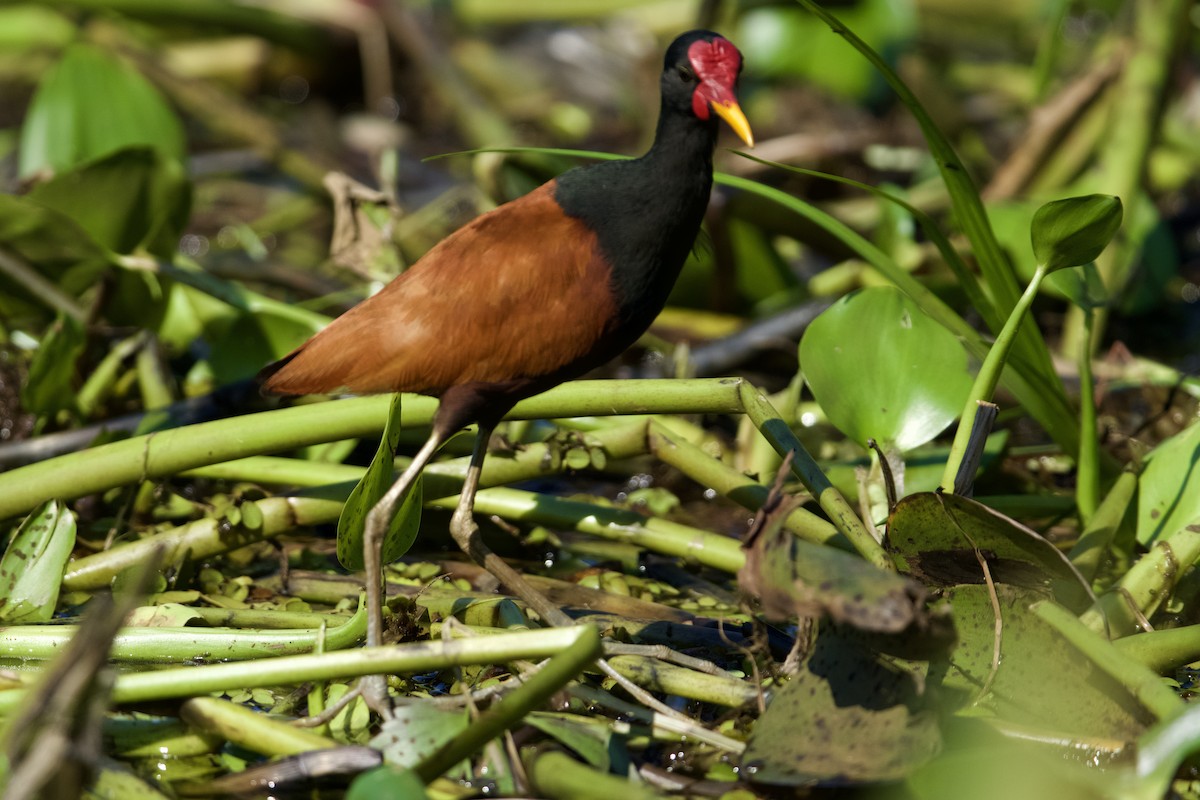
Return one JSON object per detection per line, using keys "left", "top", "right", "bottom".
{"left": 258, "top": 29, "right": 753, "bottom": 711}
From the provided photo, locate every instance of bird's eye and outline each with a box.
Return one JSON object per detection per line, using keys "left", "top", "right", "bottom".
{"left": 677, "top": 64, "right": 696, "bottom": 82}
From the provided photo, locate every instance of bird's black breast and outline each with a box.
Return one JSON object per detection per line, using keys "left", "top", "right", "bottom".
{"left": 553, "top": 157, "right": 712, "bottom": 333}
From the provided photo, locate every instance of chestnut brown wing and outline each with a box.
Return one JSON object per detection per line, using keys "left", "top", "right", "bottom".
{"left": 260, "top": 181, "right": 620, "bottom": 397}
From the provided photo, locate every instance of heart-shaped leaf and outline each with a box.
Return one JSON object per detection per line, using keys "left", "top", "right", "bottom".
{"left": 799, "top": 285, "right": 972, "bottom": 451}
{"left": 19, "top": 42, "right": 185, "bottom": 176}
{"left": 742, "top": 625, "right": 941, "bottom": 785}
{"left": 1031, "top": 194, "right": 1123, "bottom": 274}
{"left": 886, "top": 492, "right": 1093, "bottom": 612}
{"left": 941, "top": 586, "right": 1157, "bottom": 740}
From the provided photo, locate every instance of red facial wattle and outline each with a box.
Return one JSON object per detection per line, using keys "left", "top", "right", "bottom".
{"left": 686, "top": 37, "right": 754, "bottom": 146}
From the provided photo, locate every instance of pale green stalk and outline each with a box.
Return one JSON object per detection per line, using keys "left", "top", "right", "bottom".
{"left": 412, "top": 626, "right": 602, "bottom": 784}
{"left": 0, "top": 626, "right": 596, "bottom": 714}
{"left": 737, "top": 382, "right": 890, "bottom": 571}
{"left": 942, "top": 265, "right": 1049, "bottom": 491}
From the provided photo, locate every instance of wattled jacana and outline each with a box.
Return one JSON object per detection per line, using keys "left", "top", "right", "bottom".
{"left": 259, "top": 30, "right": 753, "bottom": 708}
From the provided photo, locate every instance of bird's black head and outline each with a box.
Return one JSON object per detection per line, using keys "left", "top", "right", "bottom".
{"left": 661, "top": 30, "right": 753, "bottom": 146}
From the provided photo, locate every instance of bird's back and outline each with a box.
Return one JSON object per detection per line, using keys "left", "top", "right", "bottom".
{"left": 258, "top": 181, "right": 622, "bottom": 398}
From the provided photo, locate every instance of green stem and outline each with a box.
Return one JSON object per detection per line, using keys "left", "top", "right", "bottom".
{"left": 647, "top": 421, "right": 842, "bottom": 546}
{"left": 1138, "top": 705, "right": 1200, "bottom": 799}
{"left": 1033, "top": 601, "right": 1181, "bottom": 722}
{"left": 453, "top": 488, "right": 746, "bottom": 574}
{"left": 179, "top": 697, "right": 336, "bottom": 757}
{"left": 1076, "top": 308, "right": 1100, "bottom": 522}
{"left": 942, "top": 265, "right": 1048, "bottom": 492}
{"left": 0, "top": 246, "right": 86, "bottom": 322}
{"left": 63, "top": 429, "right": 744, "bottom": 590}
{"left": 1115, "top": 625, "right": 1200, "bottom": 675}
{"left": 527, "top": 749, "right": 664, "bottom": 800}
{"left": 1079, "top": 526, "right": 1200, "bottom": 638}
{"left": 0, "top": 378, "right": 744, "bottom": 521}
{"left": 0, "top": 599, "right": 366, "bottom": 662}
{"left": 76, "top": 332, "right": 148, "bottom": 417}
{"left": 412, "top": 625, "right": 602, "bottom": 784}
{"left": 737, "top": 383, "right": 892, "bottom": 571}
{"left": 605, "top": 655, "right": 759, "bottom": 707}
{"left": 0, "top": 626, "right": 596, "bottom": 715}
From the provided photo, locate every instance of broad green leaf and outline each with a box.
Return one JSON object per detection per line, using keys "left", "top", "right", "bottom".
{"left": 371, "top": 703, "right": 469, "bottom": 771}
{"left": 1138, "top": 418, "right": 1200, "bottom": 545}
{"left": 0, "top": 194, "right": 111, "bottom": 320}
{"left": 940, "top": 586, "right": 1153, "bottom": 740}
{"left": 19, "top": 42, "right": 185, "bottom": 176}
{"left": 27, "top": 146, "right": 192, "bottom": 259}
{"left": 0, "top": 500, "right": 76, "bottom": 623}
{"left": 742, "top": 625, "right": 941, "bottom": 784}
{"left": 800, "top": 286, "right": 972, "bottom": 451}
{"left": 21, "top": 312, "right": 85, "bottom": 417}
{"left": 205, "top": 310, "right": 321, "bottom": 386}
{"left": 337, "top": 394, "right": 423, "bottom": 570}
{"left": 886, "top": 492, "right": 1092, "bottom": 612}
{"left": 1031, "top": 195, "right": 1123, "bottom": 274}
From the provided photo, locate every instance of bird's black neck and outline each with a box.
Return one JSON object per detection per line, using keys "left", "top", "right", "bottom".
{"left": 554, "top": 108, "right": 719, "bottom": 337}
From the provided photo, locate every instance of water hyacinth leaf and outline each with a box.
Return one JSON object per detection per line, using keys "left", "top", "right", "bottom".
{"left": 371, "top": 703, "right": 469, "bottom": 771}
{"left": 1031, "top": 194, "right": 1123, "bottom": 274}
{"left": 21, "top": 312, "right": 85, "bottom": 418}
{"left": 338, "top": 393, "right": 422, "bottom": 570}
{"left": 27, "top": 146, "right": 192, "bottom": 260}
{"left": 742, "top": 625, "right": 941, "bottom": 785}
{"left": 0, "top": 195, "right": 112, "bottom": 318}
{"left": 799, "top": 286, "right": 972, "bottom": 451}
{"left": 19, "top": 42, "right": 185, "bottom": 176}
{"left": 1137, "top": 418, "right": 1200, "bottom": 545}
{"left": 0, "top": 500, "right": 76, "bottom": 623}
{"left": 886, "top": 492, "right": 1092, "bottom": 612}
{"left": 940, "top": 585, "right": 1151, "bottom": 740}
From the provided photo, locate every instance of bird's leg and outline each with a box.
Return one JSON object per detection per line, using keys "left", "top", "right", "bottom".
{"left": 449, "top": 426, "right": 574, "bottom": 628}
{"left": 361, "top": 429, "right": 447, "bottom": 717}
